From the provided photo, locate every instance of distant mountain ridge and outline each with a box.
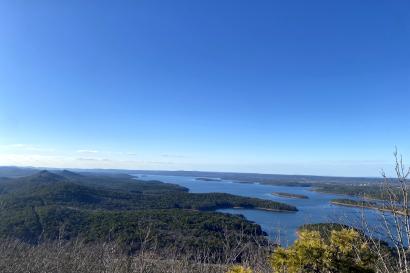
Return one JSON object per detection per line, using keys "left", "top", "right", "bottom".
{"left": 0, "top": 166, "right": 382, "bottom": 184}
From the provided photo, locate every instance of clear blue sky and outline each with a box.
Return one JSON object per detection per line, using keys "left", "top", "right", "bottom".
{"left": 0, "top": 0, "right": 409, "bottom": 176}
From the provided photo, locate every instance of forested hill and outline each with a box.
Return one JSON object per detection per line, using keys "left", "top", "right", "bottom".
{"left": 0, "top": 170, "right": 297, "bottom": 211}
{"left": 0, "top": 170, "right": 296, "bottom": 256}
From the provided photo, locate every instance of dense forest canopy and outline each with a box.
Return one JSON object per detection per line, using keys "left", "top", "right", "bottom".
{"left": 0, "top": 170, "right": 296, "bottom": 258}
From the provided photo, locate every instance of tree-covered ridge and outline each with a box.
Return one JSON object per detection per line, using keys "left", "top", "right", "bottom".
{"left": 0, "top": 170, "right": 187, "bottom": 195}
{"left": 0, "top": 170, "right": 296, "bottom": 256}
{"left": 0, "top": 171, "right": 297, "bottom": 212}
{"left": 313, "top": 184, "right": 386, "bottom": 200}
{"left": 0, "top": 206, "right": 265, "bottom": 252}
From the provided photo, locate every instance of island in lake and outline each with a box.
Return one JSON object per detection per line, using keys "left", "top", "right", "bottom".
{"left": 196, "top": 177, "right": 222, "bottom": 181}
{"left": 271, "top": 192, "right": 309, "bottom": 199}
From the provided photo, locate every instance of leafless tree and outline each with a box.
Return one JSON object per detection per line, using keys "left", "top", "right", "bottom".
{"left": 361, "top": 149, "right": 410, "bottom": 273}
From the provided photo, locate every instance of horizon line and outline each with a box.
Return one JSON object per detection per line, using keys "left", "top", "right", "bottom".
{"left": 0, "top": 165, "right": 384, "bottom": 180}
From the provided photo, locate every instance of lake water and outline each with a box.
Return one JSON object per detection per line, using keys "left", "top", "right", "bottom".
{"left": 133, "top": 174, "right": 384, "bottom": 246}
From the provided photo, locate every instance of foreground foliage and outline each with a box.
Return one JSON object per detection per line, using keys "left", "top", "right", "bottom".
{"left": 0, "top": 239, "right": 274, "bottom": 273}
{"left": 270, "top": 228, "right": 375, "bottom": 273}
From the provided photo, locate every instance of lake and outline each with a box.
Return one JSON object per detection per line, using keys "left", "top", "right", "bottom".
{"left": 133, "top": 174, "right": 385, "bottom": 246}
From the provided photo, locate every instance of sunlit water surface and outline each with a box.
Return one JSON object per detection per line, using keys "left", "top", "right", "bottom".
{"left": 133, "top": 174, "right": 385, "bottom": 246}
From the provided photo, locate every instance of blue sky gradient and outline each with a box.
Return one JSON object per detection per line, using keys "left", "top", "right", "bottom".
{"left": 0, "top": 0, "right": 409, "bottom": 176}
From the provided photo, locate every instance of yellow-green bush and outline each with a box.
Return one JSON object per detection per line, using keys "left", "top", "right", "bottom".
{"left": 270, "top": 228, "right": 374, "bottom": 273}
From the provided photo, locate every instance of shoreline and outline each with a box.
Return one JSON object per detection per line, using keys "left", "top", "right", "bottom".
{"left": 330, "top": 201, "right": 407, "bottom": 216}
